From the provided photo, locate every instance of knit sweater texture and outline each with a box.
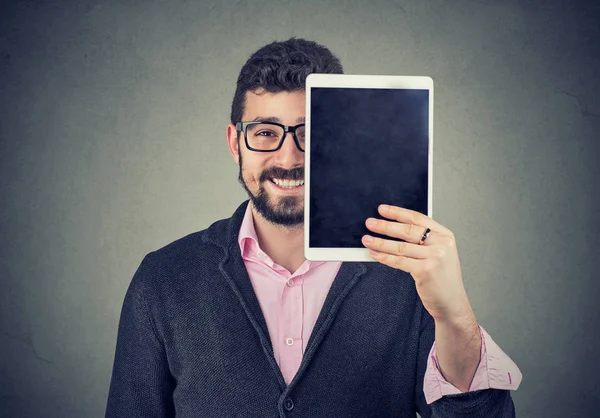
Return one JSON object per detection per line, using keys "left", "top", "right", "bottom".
{"left": 106, "top": 200, "right": 516, "bottom": 417}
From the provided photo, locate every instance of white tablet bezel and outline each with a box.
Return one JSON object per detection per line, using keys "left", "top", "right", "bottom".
{"left": 304, "top": 74, "right": 434, "bottom": 262}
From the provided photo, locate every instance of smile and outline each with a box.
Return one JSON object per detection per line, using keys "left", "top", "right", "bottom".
{"left": 270, "top": 178, "right": 305, "bottom": 188}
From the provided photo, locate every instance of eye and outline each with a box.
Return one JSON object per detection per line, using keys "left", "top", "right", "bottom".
{"left": 256, "top": 130, "right": 278, "bottom": 137}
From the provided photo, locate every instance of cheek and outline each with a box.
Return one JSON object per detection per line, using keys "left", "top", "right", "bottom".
{"left": 241, "top": 161, "right": 265, "bottom": 184}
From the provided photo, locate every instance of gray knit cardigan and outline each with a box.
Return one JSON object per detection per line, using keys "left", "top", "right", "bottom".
{"left": 106, "top": 200, "right": 516, "bottom": 417}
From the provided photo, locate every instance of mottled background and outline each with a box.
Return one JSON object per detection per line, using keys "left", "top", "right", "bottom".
{"left": 1, "top": 0, "right": 598, "bottom": 417}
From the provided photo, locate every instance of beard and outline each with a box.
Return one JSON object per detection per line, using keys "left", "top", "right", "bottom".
{"left": 237, "top": 149, "right": 304, "bottom": 228}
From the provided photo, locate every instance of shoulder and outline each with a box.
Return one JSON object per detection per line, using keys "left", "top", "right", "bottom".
{"left": 129, "top": 216, "right": 234, "bottom": 296}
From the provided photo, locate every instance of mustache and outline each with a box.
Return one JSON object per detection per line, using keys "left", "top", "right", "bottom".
{"left": 260, "top": 167, "right": 305, "bottom": 182}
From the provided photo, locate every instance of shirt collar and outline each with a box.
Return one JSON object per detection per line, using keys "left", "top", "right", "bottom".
{"left": 237, "top": 201, "right": 326, "bottom": 269}
{"left": 238, "top": 201, "right": 260, "bottom": 259}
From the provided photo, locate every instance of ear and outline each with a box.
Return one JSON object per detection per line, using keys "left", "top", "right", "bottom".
{"left": 226, "top": 123, "right": 240, "bottom": 164}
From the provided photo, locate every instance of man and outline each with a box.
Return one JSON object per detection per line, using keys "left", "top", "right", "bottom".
{"left": 106, "top": 38, "right": 521, "bottom": 417}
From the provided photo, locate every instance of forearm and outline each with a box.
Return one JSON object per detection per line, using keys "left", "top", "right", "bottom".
{"left": 434, "top": 312, "right": 482, "bottom": 392}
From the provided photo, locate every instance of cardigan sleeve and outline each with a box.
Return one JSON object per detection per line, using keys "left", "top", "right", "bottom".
{"left": 105, "top": 255, "right": 176, "bottom": 418}
{"left": 414, "top": 302, "right": 517, "bottom": 418}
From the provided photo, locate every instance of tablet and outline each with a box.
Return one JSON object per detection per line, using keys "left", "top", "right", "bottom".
{"left": 304, "top": 74, "right": 433, "bottom": 262}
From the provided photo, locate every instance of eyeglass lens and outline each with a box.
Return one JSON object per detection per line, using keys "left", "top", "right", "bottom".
{"left": 246, "top": 123, "right": 305, "bottom": 151}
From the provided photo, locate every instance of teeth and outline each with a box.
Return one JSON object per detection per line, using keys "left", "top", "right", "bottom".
{"left": 272, "top": 178, "right": 304, "bottom": 188}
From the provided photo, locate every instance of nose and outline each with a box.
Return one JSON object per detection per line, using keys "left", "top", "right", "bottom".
{"left": 275, "top": 131, "right": 304, "bottom": 166}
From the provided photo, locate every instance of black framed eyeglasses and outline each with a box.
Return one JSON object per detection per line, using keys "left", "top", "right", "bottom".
{"left": 236, "top": 121, "right": 305, "bottom": 152}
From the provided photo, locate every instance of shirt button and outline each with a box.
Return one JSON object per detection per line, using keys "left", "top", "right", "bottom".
{"left": 285, "top": 337, "right": 294, "bottom": 346}
{"left": 284, "top": 398, "right": 294, "bottom": 411}
{"left": 286, "top": 279, "right": 294, "bottom": 287}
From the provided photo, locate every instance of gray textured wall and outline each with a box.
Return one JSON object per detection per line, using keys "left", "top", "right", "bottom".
{"left": 1, "top": 0, "right": 599, "bottom": 417}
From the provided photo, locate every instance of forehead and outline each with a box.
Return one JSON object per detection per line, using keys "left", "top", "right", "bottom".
{"left": 243, "top": 90, "right": 306, "bottom": 122}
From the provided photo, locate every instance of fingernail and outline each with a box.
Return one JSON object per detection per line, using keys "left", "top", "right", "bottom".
{"left": 363, "top": 235, "right": 373, "bottom": 243}
{"left": 380, "top": 204, "right": 389, "bottom": 212}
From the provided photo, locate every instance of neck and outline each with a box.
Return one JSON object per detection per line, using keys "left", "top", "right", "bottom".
{"left": 250, "top": 202, "right": 305, "bottom": 273}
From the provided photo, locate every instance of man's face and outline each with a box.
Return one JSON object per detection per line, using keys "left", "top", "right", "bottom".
{"left": 227, "top": 90, "right": 306, "bottom": 228}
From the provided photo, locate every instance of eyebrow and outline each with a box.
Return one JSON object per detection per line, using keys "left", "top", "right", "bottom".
{"left": 250, "top": 116, "right": 305, "bottom": 124}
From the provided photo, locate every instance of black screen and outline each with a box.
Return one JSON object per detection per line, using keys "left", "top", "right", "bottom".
{"left": 309, "top": 87, "right": 430, "bottom": 248}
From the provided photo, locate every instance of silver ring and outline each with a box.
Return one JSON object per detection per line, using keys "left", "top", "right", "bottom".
{"left": 419, "top": 228, "right": 431, "bottom": 245}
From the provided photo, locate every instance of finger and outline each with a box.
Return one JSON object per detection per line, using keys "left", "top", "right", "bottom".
{"left": 366, "top": 218, "right": 438, "bottom": 246}
{"left": 362, "top": 234, "right": 432, "bottom": 259}
{"left": 368, "top": 250, "right": 422, "bottom": 273}
{"left": 378, "top": 205, "right": 452, "bottom": 236}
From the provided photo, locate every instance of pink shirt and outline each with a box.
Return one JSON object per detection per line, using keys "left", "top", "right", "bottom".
{"left": 238, "top": 203, "right": 521, "bottom": 404}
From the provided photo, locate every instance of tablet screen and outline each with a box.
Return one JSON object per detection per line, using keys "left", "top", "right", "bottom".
{"left": 309, "top": 87, "right": 430, "bottom": 249}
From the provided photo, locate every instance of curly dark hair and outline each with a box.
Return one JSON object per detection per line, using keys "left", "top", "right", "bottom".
{"left": 230, "top": 38, "right": 344, "bottom": 125}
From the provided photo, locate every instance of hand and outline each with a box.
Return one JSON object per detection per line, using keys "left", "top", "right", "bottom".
{"left": 362, "top": 204, "right": 473, "bottom": 323}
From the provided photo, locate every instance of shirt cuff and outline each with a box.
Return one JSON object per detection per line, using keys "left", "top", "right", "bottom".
{"left": 423, "top": 325, "right": 522, "bottom": 404}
